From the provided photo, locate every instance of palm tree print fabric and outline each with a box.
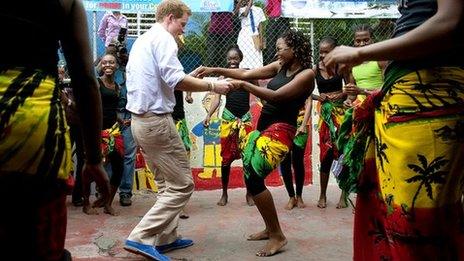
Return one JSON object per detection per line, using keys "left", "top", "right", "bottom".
{"left": 220, "top": 108, "right": 252, "bottom": 166}
{"left": 0, "top": 68, "right": 72, "bottom": 180}
{"left": 240, "top": 122, "right": 295, "bottom": 179}
{"left": 354, "top": 67, "right": 464, "bottom": 260}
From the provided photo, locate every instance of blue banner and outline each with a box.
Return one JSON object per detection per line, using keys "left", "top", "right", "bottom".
{"left": 83, "top": 0, "right": 234, "bottom": 13}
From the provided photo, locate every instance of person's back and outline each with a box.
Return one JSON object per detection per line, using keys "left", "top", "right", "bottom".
{"left": 0, "top": 0, "right": 109, "bottom": 259}
{"left": 1, "top": 1, "right": 63, "bottom": 73}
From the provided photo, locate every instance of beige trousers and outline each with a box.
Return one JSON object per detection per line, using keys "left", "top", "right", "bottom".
{"left": 128, "top": 113, "right": 194, "bottom": 246}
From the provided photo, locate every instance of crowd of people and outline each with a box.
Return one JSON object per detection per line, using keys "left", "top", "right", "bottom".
{"left": 0, "top": 0, "right": 463, "bottom": 260}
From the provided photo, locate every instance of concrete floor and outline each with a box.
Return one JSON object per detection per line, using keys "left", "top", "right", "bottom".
{"left": 66, "top": 184, "right": 354, "bottom": 261}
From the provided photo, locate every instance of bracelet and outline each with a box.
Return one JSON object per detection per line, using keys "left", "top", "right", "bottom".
{"left": 207, "top": 81, "right": 215, "bottom": 92}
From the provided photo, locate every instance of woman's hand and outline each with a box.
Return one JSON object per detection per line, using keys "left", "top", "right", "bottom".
{"left": 228, "top": 79, "right": 244, "bottom": 91}
{"left": 203, "top": 115, "right": 211, "bottom": 127}
{"left": 343, "top": 83, "right": 362, "bottom": 96}
{"left": 295, "top": 125, "right": 307, "bottom": 136}
{"left": 82, "top": 162, "right": 110, "bottom": 204}
{"left": 324, "top": 46, "right": 363, "bottom": 75}
{"left": 185, "top": 92, "right": 193, "bottom": 103}
{"left": 196, "top": 66, "right": 215, "bottom": 78}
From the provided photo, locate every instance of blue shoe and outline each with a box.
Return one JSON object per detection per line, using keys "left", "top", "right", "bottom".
{"left": 155, "top": 238, "right": 194, "bottom": 253}
{"left": 124, "top": 240, "right": 170, "bottom": 261}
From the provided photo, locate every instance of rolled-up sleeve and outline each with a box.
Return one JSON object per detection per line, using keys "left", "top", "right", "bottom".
{"left": 156, "top": 37, "right": 186, "bottom": 89}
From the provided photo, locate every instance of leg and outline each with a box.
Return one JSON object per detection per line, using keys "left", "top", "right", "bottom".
{"left": 318, "top": 150, "right": 333, "bottom": 208}
{"left": 128, "top": 114, "right": 194, "bottom": 246}
{"left": 218, "top": 164, "right": 231, "bottom": 206}
{"left": 104, "top": 150, "right": 125, "bottom": 215}
{"left": 279, "top": 154, "right": 297, "bottom": 210}
{"left": 292, "top": 146, "right": 306, "bottom": 208}
{"left": 70, "top": 124, "right": 84, "bottom": 206}
{"left": 0, "top": 175, "right": 69, "bottom": 260}
{"left": 336, "top": 190, "right": 348, "bottom": 209}
{"left": 245, "top": 173, "right": 287, "bottom": 256}
{"left": 118, "top": 117, "right": 137, "bottom": 206}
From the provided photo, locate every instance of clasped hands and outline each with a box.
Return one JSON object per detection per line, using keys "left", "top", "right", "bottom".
{"left": 191, "top": 66, "right": 244, "bottom": 94}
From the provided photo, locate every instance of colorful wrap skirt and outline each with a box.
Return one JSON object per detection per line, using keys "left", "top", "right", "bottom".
{"left": 317, "top": 99, "right": 346, "bottom": 169}
{"left": 293, "top": 107, "right": 308, "bottom": 149}
{"left": 0, "top": 67, "right": 71, "bottom": 259}
{"left": 0, "top": 67, "right": 71, "bottom": 180}
{"left": 347, "top": 67, "right": 464, "bottom": 260}
{"left": 220, "top": 108, "right": 252, "bottom": 165}
{"left": 101, "top": 123, "right": 124, "bottom": 162}
{"left": 175, "top": 118, "right": 192, "bottom": 151}
{"left": 241, "top": 122, "right": 296, "bottom": 179}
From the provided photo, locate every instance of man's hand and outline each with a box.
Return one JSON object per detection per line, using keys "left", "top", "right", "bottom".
{"left": 212, "top": 80, "right": 231, "bottom": 95}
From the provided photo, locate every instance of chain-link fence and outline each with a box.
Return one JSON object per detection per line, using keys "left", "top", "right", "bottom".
{"left": 176, "top": 15, "right": 396, "bottom": 74}
{"left": 91, "top": 9, "right": 396, "bottom": 74}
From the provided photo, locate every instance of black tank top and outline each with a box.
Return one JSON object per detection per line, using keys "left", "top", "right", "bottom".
{"left": 1, "top": 0, "right": 64, "bottom": 74}
{"left": 225, "top": 89, "right": 250, "bottom": 118}
{"left": 172, "top": 90, "right": 185, "bottom": 121}
{"left": 99, "top": 79, "right": 120, "bottom": 130}
{"left": 389, "top": 0, "right": 463, "bottom": 69}
{"left": 315, "top": 65, "right": 343, "bottom": 94}
{"left": 258, "top": 67, "right": 309, "bottom": 131}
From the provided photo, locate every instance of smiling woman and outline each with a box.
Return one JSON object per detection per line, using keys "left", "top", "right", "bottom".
{"left": 196, "top": 29, "right": 314, "bottom": 257}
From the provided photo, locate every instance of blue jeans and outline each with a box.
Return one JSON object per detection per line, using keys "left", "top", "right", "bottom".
{"left": 118, "top": 112, "right": 136, "bottom": 197}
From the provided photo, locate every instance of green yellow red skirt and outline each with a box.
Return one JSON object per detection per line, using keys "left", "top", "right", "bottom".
{"left": 241, "top": 122, "right": 296, "bottom": 179}
{"left": 0, "top": 67, "right": 71, "bottom": 180}
{"left": 220, "top": 108, "right": 252, "bottom": 165}
{"left": 352, "top": 67, "right": 464, "bottom": 260}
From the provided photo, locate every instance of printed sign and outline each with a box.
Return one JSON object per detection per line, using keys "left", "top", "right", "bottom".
{"left": 282, "top": 0, "right": 400, "bottom": 18}
{"left": 83, "top": 0, "right": 234, "bottom": 13}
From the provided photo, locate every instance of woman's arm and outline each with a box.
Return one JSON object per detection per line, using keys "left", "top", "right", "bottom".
{"left": 203, "top": 93, "right": 221, "bottom": 127}
{"left": 325, "top": 0, "right": 463, "bottom": 66}
{"left": 197, "top": 61, "right": 280, "bottom": 81}
{"left": 296, "top": 97, "right": 313, "bottom": 135}
{"left": 60, "top": 0, "right": 110, "bottom": 199}
{"left": 233, "top": 69, "right": 315, "bottom": 102}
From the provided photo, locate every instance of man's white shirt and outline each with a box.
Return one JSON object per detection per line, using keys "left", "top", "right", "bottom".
{"left": 125, "top": 23, "right": 186, "bottom": 114}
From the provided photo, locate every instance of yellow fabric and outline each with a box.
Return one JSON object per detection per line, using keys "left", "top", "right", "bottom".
{"left": 133, "top": 167, "right": 158, "bottom": 192}
{"left": 0, "top": 69, "right": 71, "bottom": 179}
{"left": 373, "top": 67, "right": 464, "bottom": 209}
{"left": 255, "top": 135, "right": 290, "bottom": 169}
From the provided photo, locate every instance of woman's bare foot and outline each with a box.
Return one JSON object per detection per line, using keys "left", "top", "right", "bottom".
{"left": 103, "top": 205, "right": 118, "bottom": 216}
{"left": 247, "top": 229, "right": 269, "bottom": 241}
{"left": 296, "top": 196, "right": 306, "bottom": 208}
{"left": 217, "top": 194, "right": 228, "bottom": 206}
{"left": 256, "top": 236, "right": 288, "bottom": 257}
{"left": 92, "top": 197, "right": 105, "bottom": 208}
{"left": 317, "top": 196, "right": 327, "bottom": 208}
{"left": 83, "top": 204, "right": 99, "bottom": 215}
{"left": 336, "top": 199, "right": 348, "bottom": 209}
{"left": 246, "top": 194, "right": 255, "bottom": 206}
{"left": 284, "top": 197, "right": 297, "bottom": 210}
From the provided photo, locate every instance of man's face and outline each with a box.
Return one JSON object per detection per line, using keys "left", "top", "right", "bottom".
{"left": 167, "top": 12, "right": 189, "bottom": 37}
